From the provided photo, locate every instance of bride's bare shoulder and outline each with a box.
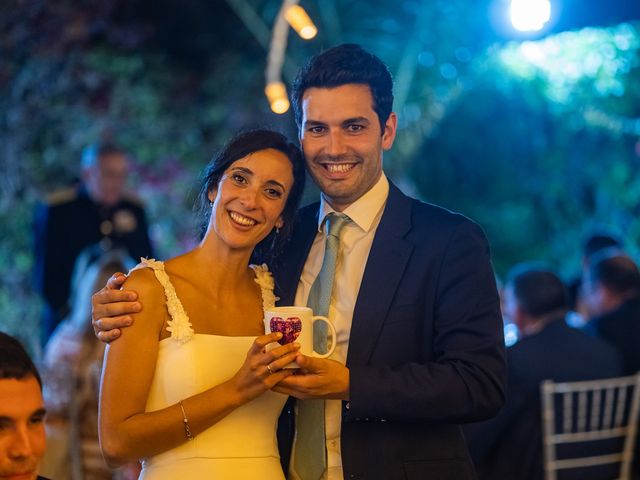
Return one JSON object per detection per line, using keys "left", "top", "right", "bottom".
{"left": 123, "top": 263, "right": 165, "bottom": 302}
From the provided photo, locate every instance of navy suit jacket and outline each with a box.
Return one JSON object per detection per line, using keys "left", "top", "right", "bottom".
{"left": 273, "top": 182, "right": 506, "bottom": 480}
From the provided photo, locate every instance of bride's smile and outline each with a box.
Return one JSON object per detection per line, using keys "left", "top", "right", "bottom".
{"left": 207, "top": 148, "right": 293, "bottom": 252}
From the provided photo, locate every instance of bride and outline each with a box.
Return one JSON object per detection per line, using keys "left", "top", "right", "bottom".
{"left": 99, "top": 129, "right": 306, "bottom": 479}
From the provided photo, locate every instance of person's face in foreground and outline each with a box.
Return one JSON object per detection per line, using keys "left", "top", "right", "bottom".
{"left": 0, "top": 375, "right": 46, "bottom": 480}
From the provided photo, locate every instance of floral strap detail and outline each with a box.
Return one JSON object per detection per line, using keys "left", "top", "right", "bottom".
{"left": 130, "top": 258, "right": 194, "bottom": 344}
{"left": 250, "top": 263, "right": 279, "bottom": 312}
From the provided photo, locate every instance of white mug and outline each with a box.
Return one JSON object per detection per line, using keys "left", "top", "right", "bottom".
{"left": 264, "top": 306, "right": 337, "bottom": 368}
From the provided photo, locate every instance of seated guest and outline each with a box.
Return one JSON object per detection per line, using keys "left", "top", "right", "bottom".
{"left": 582, "top": 249, "right": 640, "bottom": 375}
{"left": 0, "top": 331, "right": 49, "bottom": 480}
{"left": 582, "top": 252, "right": 640, "bottom": 480}
{"left": 465, "top": 265, "right": 622, "bottom": 480}
{"left": 566, "top": 229, "right": 622, "bottom": 322}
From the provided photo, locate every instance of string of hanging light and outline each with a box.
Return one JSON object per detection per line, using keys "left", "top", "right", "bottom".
{"left": 265, "top": 0, "right": 317, "bottom": 114}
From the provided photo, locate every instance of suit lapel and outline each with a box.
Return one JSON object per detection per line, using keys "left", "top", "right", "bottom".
{"left": 347, "top": 182, "right": 414, "bottom": 367}
{"left": 274, "top": 203, "right": 319, "bottom": 306}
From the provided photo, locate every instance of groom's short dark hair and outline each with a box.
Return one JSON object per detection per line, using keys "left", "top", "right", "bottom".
{"left": 291, "top": 44, "right": 394, "bottom": 132}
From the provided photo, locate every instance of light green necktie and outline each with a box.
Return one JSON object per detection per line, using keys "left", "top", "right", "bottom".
{"left": 294, "top": 213, "right": 350, "bottom": 480}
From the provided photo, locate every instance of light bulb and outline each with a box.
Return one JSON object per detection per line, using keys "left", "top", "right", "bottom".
{"left": 284, "top": 5, "right": 317, "bottom": 40}
{"left": 265, "top": 81, "right": 290, "bottom": 114}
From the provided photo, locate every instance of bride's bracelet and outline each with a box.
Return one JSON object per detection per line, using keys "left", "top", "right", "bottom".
{"left": 179, "top": 400, "right": 194, "bottom": 441}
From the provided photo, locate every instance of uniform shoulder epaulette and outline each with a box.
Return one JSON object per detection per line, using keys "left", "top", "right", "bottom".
{"left": 45, "top": 187, "right": 77, "bottom": 206}
{"left": 121, "top": 191, "right": 145, "bottom": 207}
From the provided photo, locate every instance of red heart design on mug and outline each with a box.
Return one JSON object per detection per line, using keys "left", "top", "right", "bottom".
{"left": 270, "top": 316, "right": 302, "bottom": 345}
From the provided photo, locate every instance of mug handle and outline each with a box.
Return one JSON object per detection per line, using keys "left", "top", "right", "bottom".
{"left": 311, "top": 315, "right": 337, "bottom": 358}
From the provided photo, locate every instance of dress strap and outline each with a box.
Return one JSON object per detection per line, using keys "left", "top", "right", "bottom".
{"left": 249, "top": 263, "right": 279, "bottom": 312}
{"left": 130, "top": 258, "right": 194, "bottom": 343}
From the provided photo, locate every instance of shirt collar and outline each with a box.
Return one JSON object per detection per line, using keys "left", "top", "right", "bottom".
{"left": 317, "top": 174, "right": 389, "bottom": 233}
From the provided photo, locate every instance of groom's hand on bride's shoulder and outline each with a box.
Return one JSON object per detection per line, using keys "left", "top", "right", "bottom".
{"left": 272, "top": 356, "right": 350, "bottom": 401}
{"left": 92, "top": 272, "right": 141, "bottom": 343}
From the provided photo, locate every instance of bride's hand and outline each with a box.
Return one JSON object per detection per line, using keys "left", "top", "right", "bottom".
{"left": 230, "top": 332, "right": 299, "bottom": 403}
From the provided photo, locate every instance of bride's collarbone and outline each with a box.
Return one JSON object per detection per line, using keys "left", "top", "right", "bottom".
{"left": 170, "top": 269, "right": 260, "bottom": 304}
{"left": 167, "top": 275, "right": 265, "bottom": 336}
{"left": 187, "top": 299, "right": 265, "bottom": 337}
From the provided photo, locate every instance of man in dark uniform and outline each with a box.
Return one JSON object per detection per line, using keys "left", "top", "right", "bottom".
{"left": 33, "top": 144, "right": 153, "bottom": 342}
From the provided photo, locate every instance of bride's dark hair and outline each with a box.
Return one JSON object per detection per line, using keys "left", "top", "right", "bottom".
{"left": 195, "top": 129, "right": 306, "bottom": 264}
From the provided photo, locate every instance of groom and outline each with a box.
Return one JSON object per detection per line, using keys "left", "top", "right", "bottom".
{"left": 93, "top": 44, "right": 506, "bottom": 479}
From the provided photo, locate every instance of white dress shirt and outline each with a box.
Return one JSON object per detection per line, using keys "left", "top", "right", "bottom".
{"left": 292, "top": 174, "right": 389, "bottom": 480}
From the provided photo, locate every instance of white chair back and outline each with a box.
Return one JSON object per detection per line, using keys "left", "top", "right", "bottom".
{"left": 541, "top": 373, "right": 640, "bottom": 480}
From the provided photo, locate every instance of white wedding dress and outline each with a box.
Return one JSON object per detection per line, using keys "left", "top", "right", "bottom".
{"left": 132, "top": 259, "right": 287, "bottom": 480}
